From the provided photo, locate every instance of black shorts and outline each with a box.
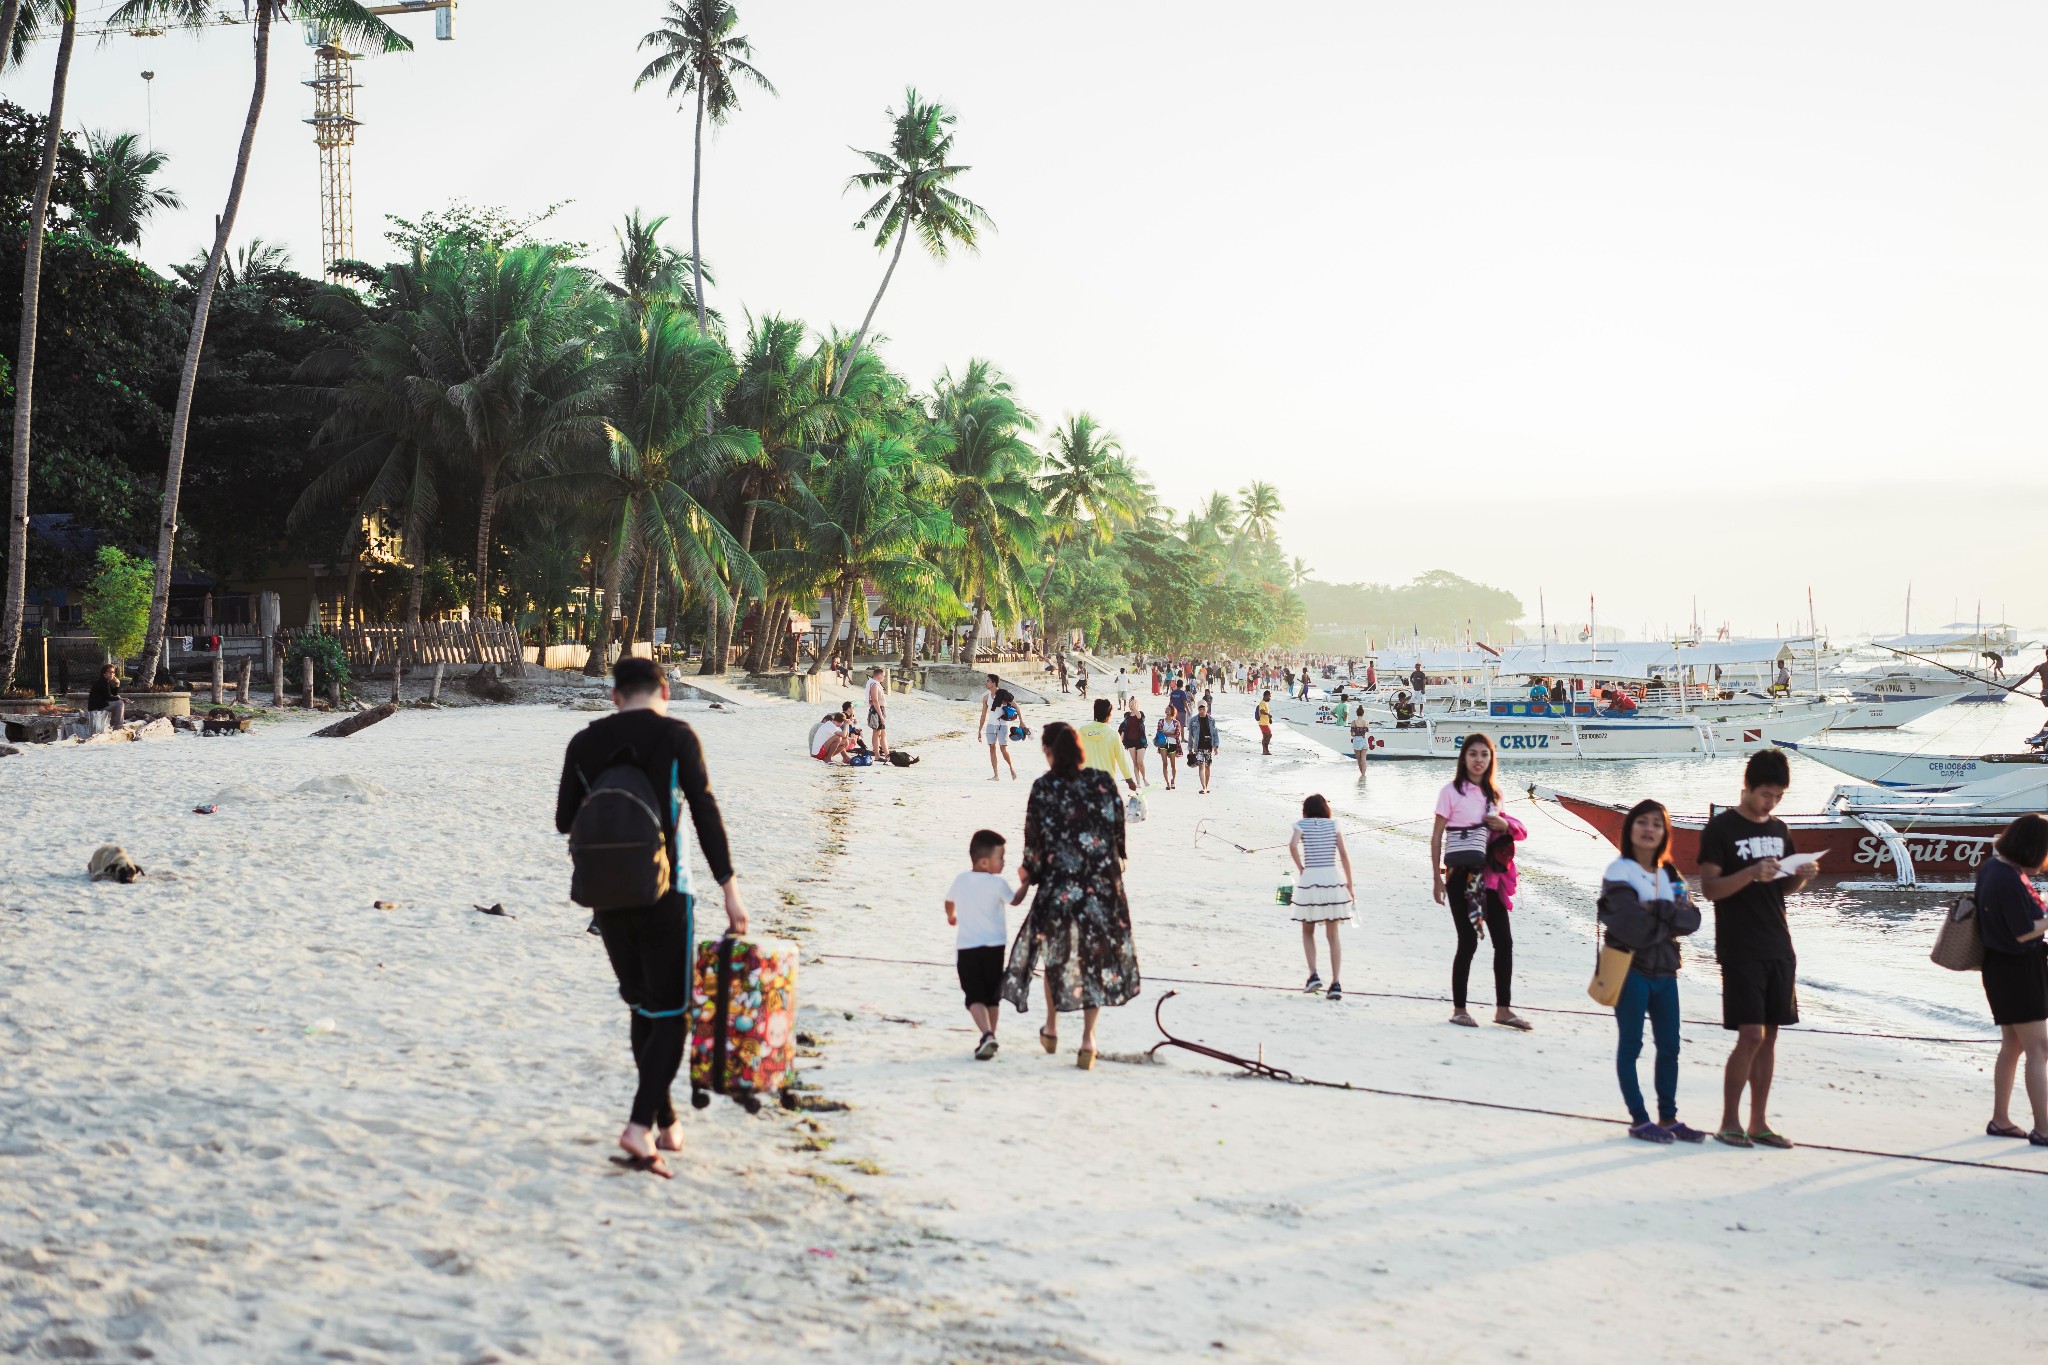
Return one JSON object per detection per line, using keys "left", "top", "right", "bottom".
{"left": 1720, "top": 956, "right": 1799, "bottom": 1030}
{"left": 957, "top": 945, "right": 1005, "bottom": 1009}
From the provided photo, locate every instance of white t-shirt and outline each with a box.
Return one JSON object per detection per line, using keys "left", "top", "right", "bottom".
{"left": 947, "top": 869, "right": 1013, "bottom": 949}
{"left": 809, "top": 721, "right": 839, "bottom": 754}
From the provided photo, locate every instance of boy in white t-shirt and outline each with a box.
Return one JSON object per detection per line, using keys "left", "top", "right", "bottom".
{"left": 945, "top": 829, "right": 1017, "bottom": 1060}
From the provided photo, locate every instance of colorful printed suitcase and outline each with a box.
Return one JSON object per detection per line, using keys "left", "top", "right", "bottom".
{"left": 688, "top": 935, "right": 798, "bottom": 1114}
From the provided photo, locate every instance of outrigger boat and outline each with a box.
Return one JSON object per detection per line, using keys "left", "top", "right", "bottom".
{"left": 1534, "top": 766, "right": 2048, "bottom": 888}
{"left": 1775, "top": 735, "right": 2048, "bottom": 791}
{"left": 1277, "top": 696, "right": 1836, "bottom": 761}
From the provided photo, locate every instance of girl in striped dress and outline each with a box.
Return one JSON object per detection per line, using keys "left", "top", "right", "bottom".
{"left": 1290, "top": 795, "right": 1355, "bottom": 1000}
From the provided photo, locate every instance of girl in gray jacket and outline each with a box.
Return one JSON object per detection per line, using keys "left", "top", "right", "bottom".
{"left": 1598, "top": 799, "right": 1705, "bottom": 1144}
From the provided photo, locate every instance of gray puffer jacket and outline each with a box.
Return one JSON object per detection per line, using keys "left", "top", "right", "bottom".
{"left": 1596, "top": 858, "right": 1703, "bottom": 977}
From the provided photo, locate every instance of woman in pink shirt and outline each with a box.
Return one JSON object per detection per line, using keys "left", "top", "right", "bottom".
{"left": 1429, "top": 734, "right": 1531, "bottom": 1031}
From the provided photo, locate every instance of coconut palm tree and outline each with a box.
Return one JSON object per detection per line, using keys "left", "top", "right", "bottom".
{"left": 931, "top": 359, "right": 1039, "bottom": 664}
{"left": 763, "top": 431, "right": 950, "bottom": 675}
{"left": 78, "top": 130, "right": 182, "bottom": 247}
{"left": 604, "top": 209, "right": 711, "bottom": 329}
{"left": 1289, "top": 555, "right": 1313, "bottom": 589}
{"left": 1235, "top": 481, "right": 1284, "bottom": 547}
{"left": 635, "top": 0, "right": 773, "bottom": 337}
{"left": 0, "top": 1, "right": 38, "bottom": 71}
{"left": 834, "top": 88, "right": 991, "bottom": 398}
{"left": 1, "top": 0, "right": 76, "bottom": 696}
{"left": 1033, "top": 413, "right": 1140, "bottom": 603}
{"left": 119, "top": 0, "right": 411, "bottom": 685}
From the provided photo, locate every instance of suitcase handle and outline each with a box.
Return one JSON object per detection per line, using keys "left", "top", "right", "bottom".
{"left": 711, "top": 934, "right": 737, "bottom": 1095}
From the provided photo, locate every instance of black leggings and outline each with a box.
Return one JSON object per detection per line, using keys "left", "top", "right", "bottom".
{"left": 1447, "top": 867, "right": 1513, "bottom": 1011}
{"left": 595, "top": 893, "right": 695, "bottom": 1128}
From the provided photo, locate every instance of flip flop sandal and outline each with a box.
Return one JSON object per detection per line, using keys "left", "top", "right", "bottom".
{"left": 1713, "top": 1128, "right": 1754, "bottom": 1148}
{"left": 1747, "top": 1129, "right": 1794, "bottom": 1149}
{"left": 609, "top": 1153, "right": 674, "bottom": 1180}
{"left": 1987, "top": 1120, "right": 2029, "bottom": 1139}
{"left": 1495, "top": 1015, "right": 1534, "bottom": 1031}
{"left": 1449, "top": 1012, "right": 1478, "bottom": 1027}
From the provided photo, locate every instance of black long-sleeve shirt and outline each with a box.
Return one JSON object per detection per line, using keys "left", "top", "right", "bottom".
{"left": 88, "top": 676, "right": 120, "bottom": 711}
{"left": 555, "top": 709, "right": 734, "bottom": 889}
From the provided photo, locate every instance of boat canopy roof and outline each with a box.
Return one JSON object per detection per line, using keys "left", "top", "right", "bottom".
{"left": 1399, "top": 638, "right": 1799, "bottom": 682}
{"left": 1873, "top": 629, "right": 2027, "bottom": 652}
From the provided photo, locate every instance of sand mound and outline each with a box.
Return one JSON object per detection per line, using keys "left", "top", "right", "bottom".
{"left": 292, "top": 774, "right": 386, "bottom": 803}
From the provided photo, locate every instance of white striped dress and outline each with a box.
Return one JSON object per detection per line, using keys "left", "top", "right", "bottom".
{"left": 1291, "top": 817, "right": 1354, "bottom": 921}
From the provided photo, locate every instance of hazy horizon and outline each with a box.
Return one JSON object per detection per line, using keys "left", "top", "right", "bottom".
{"left": 8, "top": 0, "right": 2044, "bottom": 635}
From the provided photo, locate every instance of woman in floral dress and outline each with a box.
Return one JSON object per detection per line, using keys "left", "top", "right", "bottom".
{"left": 1002, "top": 721, "right": 1143, "bottom": 1070}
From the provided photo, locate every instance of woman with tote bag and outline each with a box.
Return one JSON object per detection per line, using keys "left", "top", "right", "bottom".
{"left": 1596, "top": 800, "right": 1705, "bottom": 1145}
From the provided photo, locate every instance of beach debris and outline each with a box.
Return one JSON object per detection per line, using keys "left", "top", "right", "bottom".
{"left": 86, "top": 845, "right": 144, "bottom": 884}
{"left": 805, "top": 1247, "right": 836, "bottom": 1258}
{"left": 134, "top": 717, "right": 176, "bottom": 742}
{"left": 1, "top": 714, "right": 60, "bottom": 744}
{"left": 373, "top": 900, "right": 400, "bottom": 910}
{"left": 567, "top": 698, "right": 609, "bottom": 712}
{"left": 312, "top": 701, "right": 398, "bottom": 738}
{"left": 0, "top": 744, "right": 19, "bottom": 758}
{"left": 608, "top": 1153, "right": 674, "bottom": 1179}
{"left": 304, "top": 1018, "right": 337, "bottom": 1036}
{"left": 464, "top": 664, "right": 518, "bottom": 705}
{"left": 192, "top": 804, "right": 218, "bottom": 815}
{"left": 473, "top": 902, "right": 515, "bottom": 918}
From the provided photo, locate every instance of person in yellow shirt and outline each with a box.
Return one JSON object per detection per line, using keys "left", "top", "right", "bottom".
{"left": 1077, "top": 698, "right": 1138, "bottom": 791}
{"left": 1256, "top": 689, "right": 1274, "bottom": 755}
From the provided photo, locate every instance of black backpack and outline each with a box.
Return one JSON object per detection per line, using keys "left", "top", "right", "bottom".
{"left": 568, "top": 751, "right": 672, "bottom": 910}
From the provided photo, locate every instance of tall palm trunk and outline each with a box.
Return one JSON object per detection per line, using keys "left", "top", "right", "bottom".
{"left": 139, "top": 8, "right": 273, "bottom": 686}
{"left": 746, "top": 591, "right": 786, "bottom": 672}
{"left": 811, "top": 577, "right": 850, "bottom": 676}
{"left": 0, "top": 2, "right": 26, "bottom": 77}
{"left": 0, "top": 11, "right": 76, "bottom": 693}
{"left": 709, "top": 494, "right": 758, "bottom": 675}
{"left": 469, "top": 463, "right": 502, "bottom": 620}
{"left": 584, "top": 533, "right": 626, "bottom": 678}
{"left": 829, "top": 224, "right": 909, "bottom": 399}
{"left": 690, "top": 78, "right": 706, "bottom": 335}
{"left": 960, "top": 589, "right": 987, "bottom": 666}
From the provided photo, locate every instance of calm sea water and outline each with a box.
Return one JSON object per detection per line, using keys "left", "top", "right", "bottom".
{"left": 1235, "top": 692, "right": 2047, "bottom": 1038}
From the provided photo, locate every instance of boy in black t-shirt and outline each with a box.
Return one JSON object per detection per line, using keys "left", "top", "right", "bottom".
{"left": 1696, "top": 748, "right": 1819, "bottom": 1150}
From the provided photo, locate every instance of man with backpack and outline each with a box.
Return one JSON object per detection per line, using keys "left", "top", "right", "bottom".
{"left": 556, "top": 656, "right": 749, "bottom": 1179}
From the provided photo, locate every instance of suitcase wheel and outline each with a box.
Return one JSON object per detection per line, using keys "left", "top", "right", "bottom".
{"left": 690, "top": 1088, "right": 710, "bottom": 1110}
{"left": 740, "top": 1094, "right": 762, "bottom": 1115}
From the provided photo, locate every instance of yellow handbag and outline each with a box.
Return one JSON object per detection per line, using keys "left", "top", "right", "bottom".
{"left": 1588, "top": 943, "right": 1634, "bottom": 1008}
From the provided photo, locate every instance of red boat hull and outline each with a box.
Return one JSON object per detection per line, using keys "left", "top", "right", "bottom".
{"left": 1551, "top": 792, "right": 2006, "bottom": 880}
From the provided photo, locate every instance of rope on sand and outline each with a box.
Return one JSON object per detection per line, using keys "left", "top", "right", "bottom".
{"left": 808, "top": 954, "right": 2002, "bottom": 1046}
{"left": 1144, "top": 991, "right": 2045, "bottom": 1177}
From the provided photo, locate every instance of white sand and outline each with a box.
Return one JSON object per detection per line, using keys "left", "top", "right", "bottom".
{"left": 4, "top": 677, "right": 2046, "bottom": 1361}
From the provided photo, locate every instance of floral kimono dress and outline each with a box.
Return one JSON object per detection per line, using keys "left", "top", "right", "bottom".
{"left": 1001, "top": 767, "right": 1142, "bottom": 1013}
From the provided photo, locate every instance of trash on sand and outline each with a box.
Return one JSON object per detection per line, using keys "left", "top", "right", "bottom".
{"left": 805, "top": 1247, "right": 836, "bottom": 1258}
{"left": 305, "top": 1018, "right": 337, "bottom": 1036}
{"left": 192, "top": 804, "right": 217, "bottom": 815}
{"left": 473, "top": 902, "right": 515, "bottom": 918}
{"left": 87, "top": 845, "right": 144, "bottom": 883}
{"left": 373, "top": 900, "right": 400, "bottom": 910}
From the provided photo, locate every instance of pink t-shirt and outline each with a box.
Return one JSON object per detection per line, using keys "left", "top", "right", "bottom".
{"left": 1434, "top": 780, "right": 1495, "bottom": 828}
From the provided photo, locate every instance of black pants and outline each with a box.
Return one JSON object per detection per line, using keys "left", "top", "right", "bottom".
{"left": 594, "top": 893, "right": 694, "bottom": 1128}
{"left": 1447, "top": 867, "right": 1513, "bottom": 1010}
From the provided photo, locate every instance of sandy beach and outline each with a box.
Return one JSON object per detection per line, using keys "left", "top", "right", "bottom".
{"left": 5, "top": 675, "right": 2048, "bottom": 1362}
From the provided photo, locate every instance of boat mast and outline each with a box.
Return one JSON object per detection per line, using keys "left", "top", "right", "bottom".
{"left": 1808, "top": 586, "right": 1822, "bottom": 699}
{"left": 1539, "top": 587, "right": 1547, "bottom": 664}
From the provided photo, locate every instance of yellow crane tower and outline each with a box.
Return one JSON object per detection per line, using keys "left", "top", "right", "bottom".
{"left": 307, "top": 1, "right": 458, "bottom": 279}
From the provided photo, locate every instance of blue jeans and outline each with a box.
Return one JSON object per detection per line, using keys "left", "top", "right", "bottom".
{"left": 1615, "top": 969, "right": 1681, "bottom": 1125}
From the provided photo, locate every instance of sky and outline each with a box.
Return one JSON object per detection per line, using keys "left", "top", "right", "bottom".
{"left": 8, "top": 0, "right": 2047, "bottom": 640}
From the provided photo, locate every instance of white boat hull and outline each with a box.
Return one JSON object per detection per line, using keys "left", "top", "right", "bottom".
{"left": 1777, "top": 740, "right": 2048, "bottom": 790}
{"left": 1279, "top": 706, "right": 1837, "bottom": 762}
{"left": 1819, "top": 692, "right": 1963, "bottom": 730}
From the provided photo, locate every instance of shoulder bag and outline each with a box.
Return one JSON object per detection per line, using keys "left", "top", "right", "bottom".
{"left": 1929, "top": 892, "right": 1985, "bottom": 972}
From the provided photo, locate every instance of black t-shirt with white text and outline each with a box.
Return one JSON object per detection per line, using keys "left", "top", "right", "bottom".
{"left": 1697, "top": 808, "right": 1797, "bottom": 963}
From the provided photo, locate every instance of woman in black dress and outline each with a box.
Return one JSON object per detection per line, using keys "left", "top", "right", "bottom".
{"left": 1002, "top": 721, "right": 1141, "bottom": 1070}
{"left": 1978, "top": 813, "right": 2048, "bottom": 1144}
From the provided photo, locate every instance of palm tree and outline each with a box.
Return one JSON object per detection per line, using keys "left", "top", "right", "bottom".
{"left": 1, "top": 0, "right": 76, "bottom": 696}
{"left": 301, "top": 240, "right": 613, "bottom": 624}
{"left": 119, "top": 0, "right": 411, "bottom": 685}
{"left": 1289, "top": 556, "right": 1313, "bottom": 589}
{"left": 764, "top": 431, "right": 950, "bottom": 675}
{"left": 605, "top": 209, "right": 711, "bottom": 329}
{"left": 1235, "top": 481, "right": 1284, "bottom": 547}
{"left": 79, "top": 130, "right": 183, "bottom": 247}
{"left": 635, "top": 0, "right": 773, "bottom": 337}
{"left": 541, "top": 300, "right": 760, "bottom": 674}
{"left": 932, "top": 359, "right": 1039, "bottom": 664}
{"left": 834, "top": 88, "right": 992, "bottom": 398}
{"left": 1034, "top": 413, "right": 1139, "bottom": 603}
{"left": 0, "top": 1, "right": 36, "bottom": 71}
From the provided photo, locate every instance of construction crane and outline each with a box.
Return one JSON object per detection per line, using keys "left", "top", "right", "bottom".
{"left": 307, "top": 1, "right": 457, "bottom": 279}
{"left": 51, "top": 2, "right": 459, "bottom": 281}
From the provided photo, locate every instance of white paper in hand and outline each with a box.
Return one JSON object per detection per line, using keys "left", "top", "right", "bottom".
{"left": 1775, "top": 852, "right": 1823, "bottom": 878}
